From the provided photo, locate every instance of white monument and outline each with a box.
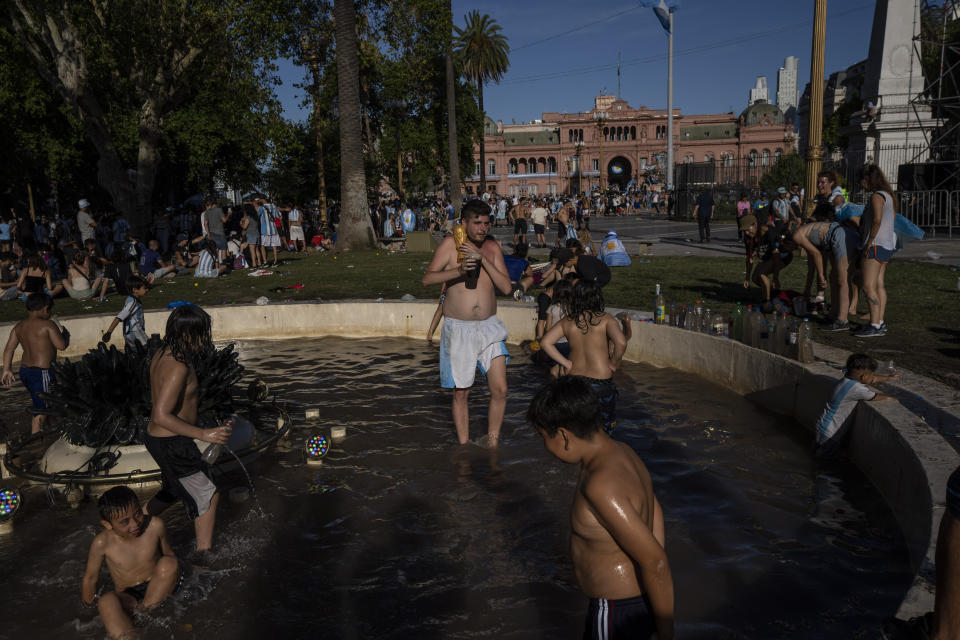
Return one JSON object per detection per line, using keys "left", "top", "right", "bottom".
{"left": 846, "top": 0, "right": 937, "bottom": 187}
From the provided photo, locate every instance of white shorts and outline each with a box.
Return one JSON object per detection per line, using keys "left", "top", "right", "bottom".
{"left": 261, "top": 234, "right": 281, "bottom": 247}
{"left": 439, "top": 315, "right": 509, "bottom": 389}
{"left": 289, "top": 226, "right": 305, "bottom": 242}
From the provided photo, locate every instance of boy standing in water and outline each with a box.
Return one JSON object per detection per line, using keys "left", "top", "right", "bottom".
{"left": 101, "top": 276, "right": 149, "bottom": 352}
{"left": 143, "top": 305, "right": 231, "bottom": 558}
{"left": 1, "top": 292, "right": 70, "bottom": 433}
{"left": 81, "top": 486, "right": 180, "bottom": 640}
{"left": 539, "top": 279, "right": 626, "bottom": 433}
{"left": 528, "top": 376, "right": 674, "bottom": 640}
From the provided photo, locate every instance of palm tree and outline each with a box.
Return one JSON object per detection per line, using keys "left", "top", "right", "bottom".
{"left": 445, "top": 0, "right": 461, "bottom": 216}
{"left": 454, "top": 10, "right": 510, "bottom": 199}
{"left": 334, "top": 0, "right": 375, "bottom": 248}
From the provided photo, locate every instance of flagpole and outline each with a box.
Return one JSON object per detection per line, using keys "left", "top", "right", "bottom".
{"left": 666, "top": 10, "right": 674, "bottom": 192}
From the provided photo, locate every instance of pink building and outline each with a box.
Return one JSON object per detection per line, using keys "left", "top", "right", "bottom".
{"left": 464, "top": 95, "right": 796, "bottom": 197}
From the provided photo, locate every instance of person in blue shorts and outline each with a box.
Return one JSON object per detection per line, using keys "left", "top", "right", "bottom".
{"left": 1, "top": 292, "right": 70, "bottom": 433}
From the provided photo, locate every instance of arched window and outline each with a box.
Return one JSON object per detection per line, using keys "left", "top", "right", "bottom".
{"left": 761, "top": 149, "right": 770, "bottom": 166}
{"left": 474, "top": 161, "right": 481, "bottom": 176}
{"left": 537, "top": 157, "right": 546, "bottom": 173}
{"left": 487, "top": 159, "right": 496, "bottom": 175}
{"left": 529, "top": 157, "right": 538, "bottom": 173}
{"left": 631, "top": 126, "right": 636, "bottom": 141}
{"left": 547, "top": 157, "right": 557, "bottom": 173}
{"left": 603, "top": 126, "right": 609, "bottom": 141}
{"left": 509, "top": 159, "right": 518, "bottom": 174}
{"left": 774, "top": 148, "right": 783, "bottom": 162}
{"left": 749, "top": 150, "right": 758, "bottom": 166}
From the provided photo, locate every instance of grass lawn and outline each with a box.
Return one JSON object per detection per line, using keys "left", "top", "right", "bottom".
{"left": 5, "top": 249, "right": 957, "bottom": 387}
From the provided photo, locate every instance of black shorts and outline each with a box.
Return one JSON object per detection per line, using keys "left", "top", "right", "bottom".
{"left": 585, "top": 376, "right": 618, "bottom": 433}
{"left": 124, "top": 570, "right": 183, "bottom": 603}
{"left": 948, "top": 466, "right": 960, "bottom": 521}
{"left": 583, "top": 593, "right": 654, "bottom": 640}
{"left": 534, "top": 224, "right": 545, "bottom": 235}
{"left": 514, "top": 219, "right": 527, "bottom": 235}
{"left": 145, "top": 434, "right": 217, "bottom": 520}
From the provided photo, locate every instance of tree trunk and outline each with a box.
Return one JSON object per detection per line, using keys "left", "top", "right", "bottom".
{"left": 308, "top": 58, "right": 328, "bottom": 226}
{"left": 445, "top": 1, "right": 461, "bottom": 215}
{"left": 477, "top": 78, "right": 486, "bottom": 197}
{"left": 132, "top": 100, "right": 163, "bottom": 237}
{"left": 334, "top": 0, "right": 375, "bottom": 249}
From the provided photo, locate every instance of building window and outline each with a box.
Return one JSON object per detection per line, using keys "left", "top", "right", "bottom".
{"left": 548, "top": 157, "right": 557, "bottom": 173}
{"left": 774, "top": 148, "right": 783, "bottom": 162}
{"left": 474, "top": 161, "right": 481, "bottom": 176}
{"left": 530, "top": 185, "right": 538, "bottom": 195}
{"left": 704, "top": 131, "right": 710, "bottom": 137}
{"left": 529, "top": 157, "right": 538, "bottom": 173}
{"left": 749, "top": 150, "right": 758, "bottom": 166}
{"left": 592, "top": 159, "right": 599, "bottom": 171}
{"left": 508, "top": 159, "right": 518, "bottom": 174}
{"left": 761, "top": 149, "right": 770, "bottom": 166}
{"left": 631, "top": 126, "right": 636, "bottom": 140}
{"left": 488, "top": 159, "right": 496, "bottom": 175}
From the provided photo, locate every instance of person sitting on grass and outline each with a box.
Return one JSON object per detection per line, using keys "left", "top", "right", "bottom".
{"left": 0, "top": 251, "right": 21, "bottom": 301}
{"left": 527, "top": 376, "right": 674, "bottom": 640}
{"left": 17, "top": 252, "right": 64, "bottom": 299}
{"left": 194, "top": 240, "right": 226, "bottom": 278}
{"left": 62, "top": 249, "right": 108, "bottom": 300}
{"left": 101, "top": 275, "right": 149, "bottom": 352}
{"left": 814, "top": 352, "right": 894, "bottom": 459}
{"left": 138, "top": 239, "right": 177, "bottom": 283}
{"left": 81, "top": 486, "right": 180, "bottom": 640}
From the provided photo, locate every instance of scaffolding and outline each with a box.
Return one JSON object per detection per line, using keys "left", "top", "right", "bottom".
{"left": 906, "top": 0, "right": 960, "bottom": 189}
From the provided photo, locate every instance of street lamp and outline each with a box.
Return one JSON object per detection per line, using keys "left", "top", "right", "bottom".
{"left": 565, "top": 157, "right": 572, "bottom": 196}
{"left": 593, "top": 111, "right": 609, "bottom": 194}
{"left": 574, "top": 140, "right": 584, "bottom": 196}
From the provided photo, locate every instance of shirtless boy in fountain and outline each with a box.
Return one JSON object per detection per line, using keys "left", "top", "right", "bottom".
{"left": 142, "top": 304, "right": 231, "bottom": 557}
{"left": 81, "top": 486, "right": 180, "bottom": 640}
{"left": 422, "top": 199, "right": 512, "bottom": 446}
{"left": 528, "top": 376, "right": 674, "bottom": 640}
{"left": 1, "top": 292, "right": 70, "bottom": 433}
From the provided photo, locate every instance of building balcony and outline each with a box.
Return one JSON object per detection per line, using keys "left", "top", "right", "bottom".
{"left": 502, "top": 172, "right": 559, "bottom": 179}
{"left": 465, "top": 174, "right": 501, "bottom": 181}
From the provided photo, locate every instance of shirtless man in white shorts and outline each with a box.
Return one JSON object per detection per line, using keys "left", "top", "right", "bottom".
{"left": 422, "top": 200, "right": 512, "bottom": 447}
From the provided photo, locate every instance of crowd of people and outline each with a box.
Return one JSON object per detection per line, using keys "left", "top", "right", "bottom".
{"left": 0, "top": 196, "right": 339, "bottom": 306}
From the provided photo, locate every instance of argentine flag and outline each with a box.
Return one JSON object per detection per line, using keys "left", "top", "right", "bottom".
{"left": 653, "top": 0, "right": 672, "bottom": 34}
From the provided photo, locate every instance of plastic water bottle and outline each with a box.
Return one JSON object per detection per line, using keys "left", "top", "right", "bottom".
{"left": 654, "top": 284, "right": 666, "bottom": 325}
{"left": 677, "top": 304, "right": 687, "bottom": 329}
{"left": 202, "top": 417, "right": 233, "bottom": 465}
{"left": 732, "top": 302, "right": 744, "bottom": 342}
{"left": 700, "top": 308, "right": 711, "bottom": 334}
{"left": 797, "top": 318, "right": 814, "bottom": 363}
{"left": 759, "top": 320, "right": 770, "bottom": 351}
{"left": 668, "top": 303, "right": 676, "bottom": 328}
{"left": 711, "top": 312, "right": 727, "bottom": 337}
{"left": 768, "top": 314, "right": 779, "bottom": 355}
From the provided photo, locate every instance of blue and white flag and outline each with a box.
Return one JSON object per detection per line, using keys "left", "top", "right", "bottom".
{"left": 653, "top": 0, "right": 672, "bottom": 34}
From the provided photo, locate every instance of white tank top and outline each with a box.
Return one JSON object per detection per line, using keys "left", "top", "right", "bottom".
{"left": 870, "top": 191, "right": 897, "bottom": 251}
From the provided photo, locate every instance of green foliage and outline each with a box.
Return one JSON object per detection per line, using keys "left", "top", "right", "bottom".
{"left": 759, "top": 152, "right": 805, "bottom": 196}
{"left": 454, "top": 10, "right": 510, "bottom": 88}
{"left": 919, "top": 4, "right": 960, "bottom": 140}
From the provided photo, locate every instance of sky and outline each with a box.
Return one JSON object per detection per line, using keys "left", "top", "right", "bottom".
{"left": 275, "top": 0, "right": 879, "bottom": 124}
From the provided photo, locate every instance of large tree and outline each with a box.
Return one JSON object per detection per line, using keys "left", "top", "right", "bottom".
{"left": 445, "top": 0, "right": 460, "bottom": 213}
{"left": 454, "top": 10, "right": 509, "bottom": 198}
{"left": 334, "top": 0, "right": 375, "bottom": 248}
{"left": 5, "top": 0, "right": 280, "bottom": 234}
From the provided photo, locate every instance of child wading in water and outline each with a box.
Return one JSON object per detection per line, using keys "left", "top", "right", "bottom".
{"left": 539, "top": 278, "right": 626, "bottom": 433}
{"left": 81, "top": 486, "right": 180, "bottom": 640}
{"left": 527, "top": 377, "right": 674, "bottom": 639}
{"left": 814, "top": 352, "right": 894, "bottom": 458}
{"left": 1, "top": 292, "right": 70, "bottom": 433}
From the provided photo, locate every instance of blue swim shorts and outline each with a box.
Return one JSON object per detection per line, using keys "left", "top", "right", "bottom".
{"left": 19, "top": 366, "right": 54, "bottom": 409}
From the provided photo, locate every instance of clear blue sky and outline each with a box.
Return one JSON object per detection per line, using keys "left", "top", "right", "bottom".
{"left": 275, "top": 0, "right": 877, "bottom": 123}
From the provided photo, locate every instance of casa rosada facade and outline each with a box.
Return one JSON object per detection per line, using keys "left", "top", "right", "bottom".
{"left": 464, "top": 95, "right": 796, "bottom": 198}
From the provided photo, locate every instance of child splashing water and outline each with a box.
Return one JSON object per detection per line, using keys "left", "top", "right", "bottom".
{"left": 539, "top": 279, "right": 627, "bottom": 433}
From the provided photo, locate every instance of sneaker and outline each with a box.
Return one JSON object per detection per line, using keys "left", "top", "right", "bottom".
{"left": 822, "top": 320, "right": 849, "bottom": 331}
{"left": 879, "top": 322, "right": 888, "bottom": 335}
{"left": 853, "top": 324, "right": 883, "bottom": 338}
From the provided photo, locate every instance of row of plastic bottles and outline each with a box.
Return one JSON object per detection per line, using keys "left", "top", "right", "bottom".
{"left": 652, "top": 286, "right": 815, "bottom": 363}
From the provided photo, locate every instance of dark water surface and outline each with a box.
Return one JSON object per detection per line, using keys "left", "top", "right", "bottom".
{"left": 0, "top": 337, "right": 911, "bottom": 639}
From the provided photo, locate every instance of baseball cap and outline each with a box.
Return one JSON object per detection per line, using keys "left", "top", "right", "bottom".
{"left": 78, "top": 199, "right": 90, "bottom": 209}
{"left": 777, "top": 187, "right": 787, "bottom": 194}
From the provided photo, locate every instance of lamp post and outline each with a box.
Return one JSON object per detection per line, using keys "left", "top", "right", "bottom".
{"left": 803, "top": 0, "right": 827, "bottom": 219}
{"left": 574, "top": 140, "right": 584, "bottom": 196}
{"left": 565, "top": 157, "right": 573, "bottom": 196}
{"left": 594, "top": 111, "right": 609, "bottom": 194}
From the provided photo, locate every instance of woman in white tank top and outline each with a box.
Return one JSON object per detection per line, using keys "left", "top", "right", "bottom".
{"left": 854, "top": 164, "right": 898, "bottom": 338}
